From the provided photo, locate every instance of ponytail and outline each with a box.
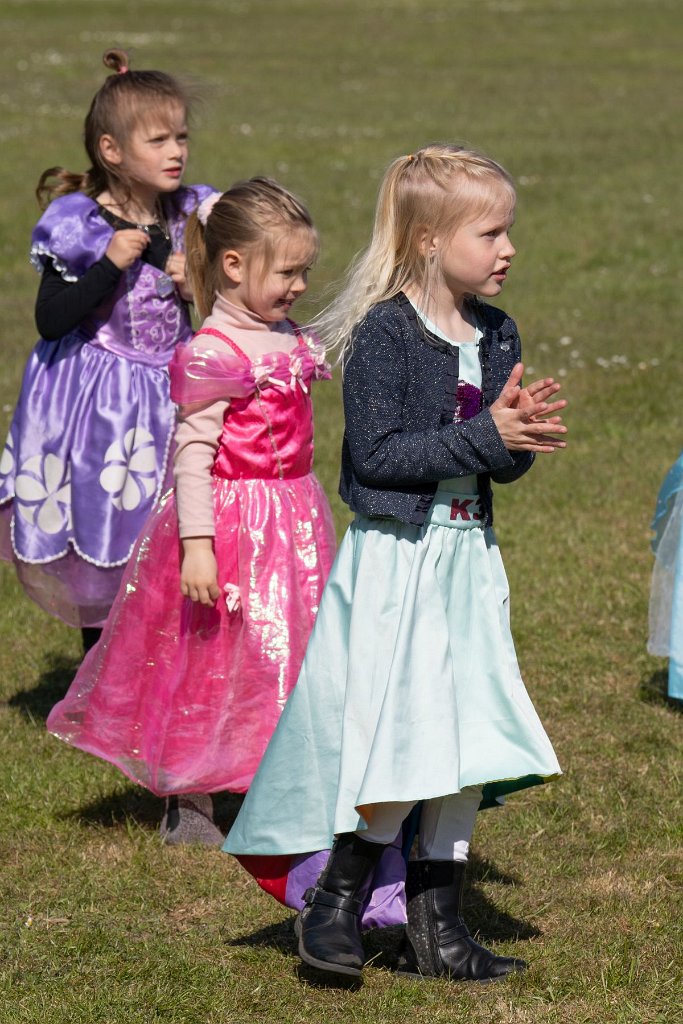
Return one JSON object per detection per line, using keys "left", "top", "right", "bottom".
{"left": 184, "top": 210, "right": 217, "bottom": 320}
{"left": 35, "top": 167, "right": 91, "bottom": 209}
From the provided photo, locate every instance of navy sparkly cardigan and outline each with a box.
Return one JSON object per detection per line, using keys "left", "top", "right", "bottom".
{"left": 339, "top": 293, "right": 534, "bottom": 527}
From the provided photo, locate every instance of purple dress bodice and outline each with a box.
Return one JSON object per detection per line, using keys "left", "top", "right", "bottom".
{"left": 30, "top": 190, "right": 212, "bottom": 367}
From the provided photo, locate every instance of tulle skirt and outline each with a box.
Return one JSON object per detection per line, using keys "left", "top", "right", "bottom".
{"left": 648, "top": 451, "right": 683, "bottom": 700}
{"left": 47, "top": 472, "right": 337, "bottom": 794}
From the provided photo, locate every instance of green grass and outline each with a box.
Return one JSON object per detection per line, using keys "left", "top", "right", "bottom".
{"left": 1, "top": 1, "right": 682, "bottom": 1021}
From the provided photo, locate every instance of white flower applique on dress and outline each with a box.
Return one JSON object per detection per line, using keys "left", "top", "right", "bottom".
{"left": 99, "top": 428, "right": 158, "bottom": 512}
{"left": 14, "top": 452, "right": 72, "bottom": 534}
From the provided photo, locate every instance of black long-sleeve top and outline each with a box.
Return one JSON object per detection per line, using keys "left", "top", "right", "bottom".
{"left": 35, "top": 256, "right": 123, "bottom": 339}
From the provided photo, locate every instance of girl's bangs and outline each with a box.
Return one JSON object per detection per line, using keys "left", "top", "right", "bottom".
{"left": 450, "top": 174, "right": 516, "bottom": 224}
{"left": 260, "top": 221, "right": 319, "bottom": 260}
{"left": 121, "top": 95, "right": 187, "bottom": 139}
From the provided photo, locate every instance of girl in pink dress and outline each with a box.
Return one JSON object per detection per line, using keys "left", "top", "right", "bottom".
{"left": 47, "top": 178, "right": 337, "bottom": 844}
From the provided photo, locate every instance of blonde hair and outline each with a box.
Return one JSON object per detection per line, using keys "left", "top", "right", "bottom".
{"left": 316, "top": 144, "right": 516, "bottom": 359}
{"left": 184, "top": 176, "right": 319, "bottom": 319}
{"left": 36, "top": 48, "right": 194, "bottom": 209}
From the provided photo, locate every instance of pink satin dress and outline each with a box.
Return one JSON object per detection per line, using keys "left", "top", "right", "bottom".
{"left": 47, "top": 328, "right": 337, "bottom": 795}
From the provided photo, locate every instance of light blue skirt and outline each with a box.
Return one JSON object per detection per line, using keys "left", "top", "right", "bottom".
{"left": 648, "top": 450, "right": 683, "bottom": 700}
{"left": 226, "top": 489, "right": 561, "bottom": 857}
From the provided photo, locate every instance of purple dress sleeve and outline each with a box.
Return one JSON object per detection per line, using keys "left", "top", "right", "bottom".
{"left": 30, "top": 193, "right": 113, "bottom": 281}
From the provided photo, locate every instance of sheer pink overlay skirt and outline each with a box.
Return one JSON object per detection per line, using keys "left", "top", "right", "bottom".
{"left": 47, "top": 474, "right": 336, "bottom": 795}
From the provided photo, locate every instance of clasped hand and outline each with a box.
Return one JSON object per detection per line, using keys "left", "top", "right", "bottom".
{"left": 105, "top": 228, "right": 150, "bottom": 270}
{"left": 105, "top": 233, "right": 192, "bottom": 301}
{"left": 490, "top": 363, "right": 568, "bottom": 453}
{"left": 165, "top": 252, "right": 193, "bottom": 301}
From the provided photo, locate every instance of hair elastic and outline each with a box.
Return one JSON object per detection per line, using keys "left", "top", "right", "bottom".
{"left": 197, "top": 192, "right": 222, "bottom": 226}
{"left": 117, "top": 65, "right": 129, "bottom": 74}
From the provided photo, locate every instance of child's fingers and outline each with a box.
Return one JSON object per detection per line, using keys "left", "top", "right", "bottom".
{"left": 528, "top": 407, "right": 567, "bottom": 425}
{"left": 180, "top": 578, "right": 218, "bottom": 604}
{"left": 516, "top": 430, "right": 568, "bottom": 451}
{"left": 525, "top": 398, "right": 567, "bottom": 421}
{"left": 528, "top": 382, "right": 562, "bottom": 404}
{"left": 524, "top": 377, "right": 558, "bottom": 399}
{"left": 195, "top": 582, "right": 217, "bottom": 606}
{"left": 529, "top": 418, "right": 567, "bottom": 435}
{"left": 506, "top": 362, "right": 525, "bottom": 388}
{"left": 533, "top": 415, "right": 565, "bottom": 426}
{"left": 492, "top": 364, "right": 524, "bottom": 408}
{"left": 544, "top": 398, "right": 567, "bottom": 413}
{"left": 165, "top": 252, "right": 186, "bottom": 280}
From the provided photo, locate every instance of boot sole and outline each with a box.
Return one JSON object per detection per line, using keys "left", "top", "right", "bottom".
{"left": 395, "top": 964, "right": 511, "bottom": 985}
{"left": 294, "top": 915, "right": 362, "bottom": 979}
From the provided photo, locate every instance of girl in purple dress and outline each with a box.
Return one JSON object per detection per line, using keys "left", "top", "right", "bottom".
{"left": 0, "top": 48, "right": 214, "bottom": 650}
{"left": 47, "top": 178, "right": 337, "bottom": 844}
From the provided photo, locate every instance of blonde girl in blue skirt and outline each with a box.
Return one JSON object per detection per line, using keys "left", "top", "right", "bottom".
{"left": 225, "top": 144, "right": 568, "bottom": 983}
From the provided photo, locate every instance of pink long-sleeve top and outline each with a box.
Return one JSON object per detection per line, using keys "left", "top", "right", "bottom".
{"left": 174, "top": 293, "right": 301, "bottom": 538}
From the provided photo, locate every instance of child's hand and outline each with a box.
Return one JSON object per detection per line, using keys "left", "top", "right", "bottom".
{"left": 105, "top": 228, "right": 150, "bottom": 270}
{"left": 180, "top": 538, "right": 221, "bottom": 606}
{"left": 165, "top": 251, "right": 193, "bottom": 301}
{"left": 515, "top": 373, "right": 565, "bottom": 414}
{"left": 490, "top": 363, "right": 568, "bottom": 453}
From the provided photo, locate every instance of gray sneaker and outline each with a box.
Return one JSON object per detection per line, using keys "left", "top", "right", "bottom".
{"left": 160, "top": 794, "right": 225, "bottom": 847}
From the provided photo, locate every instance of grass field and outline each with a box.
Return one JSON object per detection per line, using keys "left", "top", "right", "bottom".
{"left": 1, "top": 1, "right": 682, "bottom": 1021}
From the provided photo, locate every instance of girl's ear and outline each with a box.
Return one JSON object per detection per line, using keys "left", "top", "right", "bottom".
{"left": 99, "top": 134, "right": 123, "bottom": 167}
{"left": 222, "top": 249, "right": 243, "bottom": 284}
{"left": 418, "top": 227, "right": 438, "bottom": 259}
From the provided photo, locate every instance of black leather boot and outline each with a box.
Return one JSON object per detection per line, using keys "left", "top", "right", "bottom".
{"left": 396, "top": 860, "right": 527, "bottom": 982}
{"left": 296, "top": 832, "right": 384, "bottom": 978}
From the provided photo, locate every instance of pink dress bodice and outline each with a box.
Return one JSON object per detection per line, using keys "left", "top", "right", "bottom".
{"left": 212, "top": 357, "right": 315, "bottom": 480}
{"left": 169, "top": 325, "right": 329, "bottom": 483}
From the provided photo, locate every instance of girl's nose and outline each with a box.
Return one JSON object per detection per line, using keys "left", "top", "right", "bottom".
{"left": 501, "top": 235, "right": 516, "bottom": 259}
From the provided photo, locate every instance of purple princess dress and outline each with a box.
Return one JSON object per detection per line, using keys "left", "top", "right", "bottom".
{"left": 46, "top": 328, "right": 337, "bottom": 795}
{"left": 0, "top": 186, "right": 214, "bottom": 627}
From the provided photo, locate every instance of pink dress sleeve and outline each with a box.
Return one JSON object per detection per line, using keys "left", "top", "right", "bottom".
{"left": 172, "top": 333, "right": 247, "bottom": 539}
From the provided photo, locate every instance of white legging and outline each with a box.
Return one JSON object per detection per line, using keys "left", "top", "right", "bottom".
{"left": 355, "top": 786, "right": 483, "bottom": 863}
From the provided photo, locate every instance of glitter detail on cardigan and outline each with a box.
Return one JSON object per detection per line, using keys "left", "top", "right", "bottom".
{"left": 339, "top": 293, "right": 534, "bottom": 527}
